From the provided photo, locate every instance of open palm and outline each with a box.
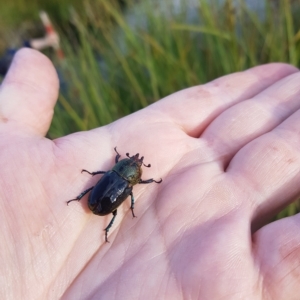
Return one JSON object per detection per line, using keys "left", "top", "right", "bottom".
{"left": 1, "top": 49, "right": 300, "bottom": 300}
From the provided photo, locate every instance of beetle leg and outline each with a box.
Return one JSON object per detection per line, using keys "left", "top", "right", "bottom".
{"left": 130, "top": 192, "right": 137, "bottom": 218}
{"left": 104, "top": 210, "right": 117, "bottom": 243}
{"left": 66, "top": 186, "right": 94, "bottom": 205}
{"left": 82, "top": 169, "right": 106, "bottom": 176}
{"left": 139, "top": 178, "right": 162, "bottom": 184}
{"left": 114, "top": 147, "right": 121, "bottom": 163}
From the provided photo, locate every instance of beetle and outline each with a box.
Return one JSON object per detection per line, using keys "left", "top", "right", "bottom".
{"left": 67, "top": 147, "right": 162, "bottom": 242}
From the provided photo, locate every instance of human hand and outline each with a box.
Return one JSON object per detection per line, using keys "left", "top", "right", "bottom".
{"left": 1, "top": 49, "right": 300, "bottom": 299}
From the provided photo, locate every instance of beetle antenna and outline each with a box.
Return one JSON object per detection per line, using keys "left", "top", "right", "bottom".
{"left": 126, "top": 152, "right": 130, "bottom": 158}
{"left": 140, "top": 156, "right": 151, "bottom": 167}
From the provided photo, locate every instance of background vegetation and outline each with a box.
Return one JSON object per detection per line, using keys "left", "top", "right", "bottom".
{"left": 0, "top": 0, "right": 300, "bottom": 218}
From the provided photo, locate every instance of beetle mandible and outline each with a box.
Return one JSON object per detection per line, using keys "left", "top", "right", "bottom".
{"left": 67, "top": 147, "right": 162, "bottom": 242}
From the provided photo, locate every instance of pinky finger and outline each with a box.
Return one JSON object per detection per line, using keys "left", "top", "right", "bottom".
{"left": 253, "top": 214, "right": 300, "bottom": 299}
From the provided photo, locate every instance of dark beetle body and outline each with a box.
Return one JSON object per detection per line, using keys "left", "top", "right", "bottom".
{"left": 67, "top": 147, "right": 162, "bottom": 242}
{"left": 88, "top": 170, "right": 132, "bottom": 215}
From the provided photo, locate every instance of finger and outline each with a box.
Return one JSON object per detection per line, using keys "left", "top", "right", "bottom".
{"left": 201, "top": 70, "right": 300, "bottom": 165}
{"left": 0, "top": 48, "right": 59, "bottom": 136}
{"left": 227, "top": 108, "right": 300, "bottom": 229}
{"left": 153, "top": 63, "right": 298, "bottom": 137}
{"left": 253, "top": 214, "right": 300, "bottom": 298}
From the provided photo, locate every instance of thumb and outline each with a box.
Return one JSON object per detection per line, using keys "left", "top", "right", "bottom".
{"left": 0, "top": 48, "right": 59, "bottom": 136}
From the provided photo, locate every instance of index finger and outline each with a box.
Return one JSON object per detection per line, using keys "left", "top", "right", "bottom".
{"left": 153, "top": 63, "right": 298, "bottom": 137}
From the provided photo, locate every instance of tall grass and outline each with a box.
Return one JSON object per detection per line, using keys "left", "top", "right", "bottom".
{"left": 49, "top": 0, "right": 300, "bottom": 138}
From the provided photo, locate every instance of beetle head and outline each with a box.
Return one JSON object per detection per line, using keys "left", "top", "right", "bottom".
{"left": 126, "top": 152, "right": 151, "bottom": 168}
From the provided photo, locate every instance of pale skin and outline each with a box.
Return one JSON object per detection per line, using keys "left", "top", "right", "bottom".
{"left": 0, "top": 48, "right": 300, "bottom": 300}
